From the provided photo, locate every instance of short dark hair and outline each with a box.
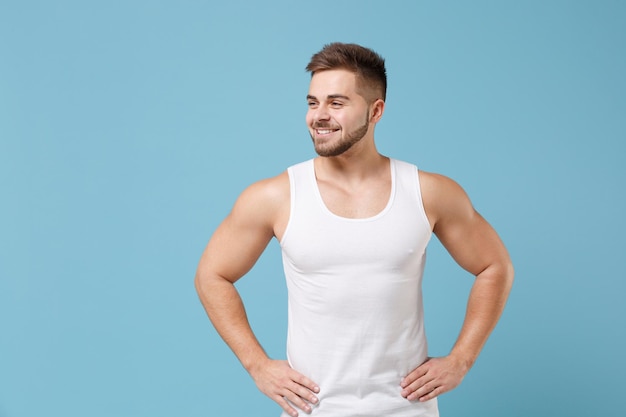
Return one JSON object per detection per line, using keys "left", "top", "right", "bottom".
{"left": 306, "top": 42, "right": 387, "bottom": 101}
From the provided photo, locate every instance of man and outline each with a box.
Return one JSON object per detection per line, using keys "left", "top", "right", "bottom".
{"left": 195, "top": 43, "right": 514, "bottom": 417}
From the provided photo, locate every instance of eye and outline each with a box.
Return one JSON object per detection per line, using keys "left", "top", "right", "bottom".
{"left": 307, "top": 101, "right": 318, "bottom": 108}
{"left": 330, "top": 101, "right": 343, "bottom": 108}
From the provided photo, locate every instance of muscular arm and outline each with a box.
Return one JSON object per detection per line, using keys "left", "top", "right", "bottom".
{"left": 401, "top": 172, "right": 514, "bottom": 402}
{"left": 195, "top": 174, "right": 319, "bottom": 416}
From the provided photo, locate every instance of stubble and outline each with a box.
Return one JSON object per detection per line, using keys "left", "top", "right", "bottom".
{"left": 311, "top": 111, "right": 370, "bottom": 157}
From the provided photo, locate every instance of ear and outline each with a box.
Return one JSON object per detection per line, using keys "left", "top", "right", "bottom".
{"left": 369, "top": 99, "right": 385, "bottom": 123}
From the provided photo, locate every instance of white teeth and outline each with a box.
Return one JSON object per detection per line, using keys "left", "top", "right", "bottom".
{"left": 317, "top": 129, "right": 333, "bottom": 134}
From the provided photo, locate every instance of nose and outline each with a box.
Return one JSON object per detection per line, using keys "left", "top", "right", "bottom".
{"left": 312, "top": 103, "right": 330, "bottom": 122}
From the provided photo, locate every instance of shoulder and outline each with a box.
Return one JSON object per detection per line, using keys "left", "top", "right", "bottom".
{"left": 229, "top": 171, "right": 290, "bottom": 239}
{"left": 233, "top": 171, "right": 290, "bottom": 217}
{"left": 418, "top": 170, "right": 475, "bottom": 230}
{"left": 418, "top": 170, "right": 467, "bottom": 199}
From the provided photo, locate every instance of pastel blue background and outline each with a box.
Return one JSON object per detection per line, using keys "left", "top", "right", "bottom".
{"left": 1, "top": 1, "right": 624, "bottom": 416}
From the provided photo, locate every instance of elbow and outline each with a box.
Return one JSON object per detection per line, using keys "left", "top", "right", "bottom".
{"left": 194, "top": 272, "right": 202, "bottom": 294}
{"left": 194, "top": 268, "right": 211, "bottom": 299}
{"left": 479, "top": 259, "right": 514, "bottom": 292}
{"left": 194, "top": 268, "right": 233, "bottom": 302}
{"left": 505, "top": 257, "right": 514, "bottom": 281}
{"left": 501, "top": 259, "right": 515, "bottom": 294}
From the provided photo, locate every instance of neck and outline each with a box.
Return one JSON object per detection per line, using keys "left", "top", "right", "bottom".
{"left": 315, "top": 138, "right": 388, "bottom": 182}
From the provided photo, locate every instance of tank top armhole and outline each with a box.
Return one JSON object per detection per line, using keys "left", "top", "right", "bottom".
{"left": 413, "top": 165, "right": 434, "bottom": 234}
{"left": 279, "top": 166, "right": 296, "bottom": 247}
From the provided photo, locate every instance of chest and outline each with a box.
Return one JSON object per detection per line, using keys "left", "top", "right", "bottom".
{"left": 316, "top": 177, "right": 391, "bottom": 219}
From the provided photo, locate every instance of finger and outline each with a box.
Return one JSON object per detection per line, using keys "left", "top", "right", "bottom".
{"left": 418, "top": 385, "right": 443, "bottom": 402}
{"left": 274, "top": 395, "right": 300, "bottom": 417}
{"left": 289, "top": 381, "right": 320, "bottom": 406}
{"left": 401, "top": 374, "right": 434, "bottom": 399}
{"left": 282, "top": 382, "right": 318, "bottom": 413}
{"left": 404, "top": 381, "right": 438, "bottom": 401}
{"left": 400, "top": 365, "right": 429, "bottom": 388}
{"left": 290, "top": 371, "right": 320, "bottom": 394}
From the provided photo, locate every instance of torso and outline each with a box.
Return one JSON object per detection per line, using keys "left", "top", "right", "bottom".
{"left": 278, "top": 158, "right": 438, "bottom": 417}
{"left": 271, "top": 158, "right": 437, "bottom": 241}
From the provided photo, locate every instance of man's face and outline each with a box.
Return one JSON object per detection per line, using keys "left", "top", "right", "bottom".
{"left": 306, "top": 69, "right": 372, "bottom": 157}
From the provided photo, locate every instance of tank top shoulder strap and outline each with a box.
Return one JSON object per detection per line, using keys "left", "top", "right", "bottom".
{"left": 391, "top": 159, "right": 431, "bottom": 230}
{"left": 282, "top": 159, "right": 316, "bottom": 245}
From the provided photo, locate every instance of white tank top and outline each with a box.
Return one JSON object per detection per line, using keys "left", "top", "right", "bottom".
{"left": 279, "top": 159, "right": 438, "bottom": 417}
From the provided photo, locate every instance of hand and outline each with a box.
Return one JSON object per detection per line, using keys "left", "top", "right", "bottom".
{"left": 400, "top": 356, "right": 468, "bottom": 402}
{"left": 250, "top": 359, "right": 320, "bottom": 417}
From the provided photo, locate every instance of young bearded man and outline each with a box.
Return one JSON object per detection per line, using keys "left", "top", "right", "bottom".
{"left": 195, "top": 42, "right": 514, "bottom": 417}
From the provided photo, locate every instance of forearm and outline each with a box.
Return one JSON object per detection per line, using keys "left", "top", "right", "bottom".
{"left": 449, "top": 261, "right": 514, "bottom": 370}
{"left": 195, "top": 273, "right": 269, "bottom": 373}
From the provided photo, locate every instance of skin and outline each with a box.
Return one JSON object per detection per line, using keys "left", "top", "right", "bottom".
{"left": 195, "top": 68, "right": 514, "bottom": 416}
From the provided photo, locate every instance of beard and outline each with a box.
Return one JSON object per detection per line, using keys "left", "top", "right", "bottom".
{"left": 310, "top": 111, "right": 370, "bottom": 157}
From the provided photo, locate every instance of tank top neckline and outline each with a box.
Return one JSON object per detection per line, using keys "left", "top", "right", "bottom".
{"left": 308, "top": 158, "right": 397, "bottom": 222}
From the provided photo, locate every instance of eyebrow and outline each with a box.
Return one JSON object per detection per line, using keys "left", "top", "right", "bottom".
{"left": 306, "top": 94, "right": 351, "bottom": 101}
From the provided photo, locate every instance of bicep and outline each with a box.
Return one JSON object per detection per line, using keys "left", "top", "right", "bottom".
{"left": 199, "top": 214, "right": 274, "bottom": 284}
{"left": 197, "top": 184, "right": 279, "bottom": 284}
{"left": 425, "top": 173, "right": 509, "bottom": 276}
{"left": 435, "top": 210, "right": 508, "bottom": 276}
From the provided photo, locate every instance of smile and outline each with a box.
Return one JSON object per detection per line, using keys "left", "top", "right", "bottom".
{"left": 316, "top": 129, "right": 339, "bottom": 135}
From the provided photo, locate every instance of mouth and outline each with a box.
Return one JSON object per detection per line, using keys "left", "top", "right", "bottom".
{"left": 314, "top": 127, "right": 340, "bottom": 136}
{"left": 315, "top": 129, "right": 337, "bottom": 135}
